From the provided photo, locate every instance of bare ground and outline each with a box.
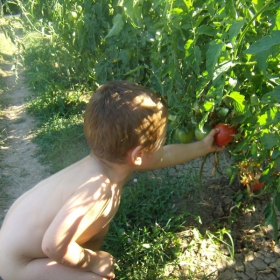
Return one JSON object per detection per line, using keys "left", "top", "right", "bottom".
{"left": 0, "top": 30, "right": 49, "bottom": 225}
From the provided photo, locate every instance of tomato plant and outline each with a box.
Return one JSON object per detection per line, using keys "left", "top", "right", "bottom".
{"left": 214, "top": 124, "right": 236, "bottom": 147}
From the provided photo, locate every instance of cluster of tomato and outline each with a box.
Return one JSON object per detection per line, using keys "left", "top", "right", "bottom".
{"left": 175, "top": 123, "right": 236, "bottom": 147}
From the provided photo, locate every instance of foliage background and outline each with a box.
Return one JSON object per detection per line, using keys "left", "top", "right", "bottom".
{"left": 1, "top": 0, "right": 280, "bottom": 278}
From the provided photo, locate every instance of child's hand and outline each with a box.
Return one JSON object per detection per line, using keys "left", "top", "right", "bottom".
{"left": 90, "top": 250, "right": 115, "bottom": 279}
{"left": 202, "top": 128, "right": 225, "bottom": 153}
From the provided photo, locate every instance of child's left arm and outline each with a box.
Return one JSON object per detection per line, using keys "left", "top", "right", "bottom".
{"left": 154, "top": 129, "right": 224, "bottom": 169}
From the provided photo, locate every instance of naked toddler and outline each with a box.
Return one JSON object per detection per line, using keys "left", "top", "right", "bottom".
{"left": 0, "top": 81, "right": 223, "bottom": 279}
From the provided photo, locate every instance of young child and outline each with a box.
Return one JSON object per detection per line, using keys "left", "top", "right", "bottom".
{"left": 0, "top": 81, "right": 223, "bottom": 280}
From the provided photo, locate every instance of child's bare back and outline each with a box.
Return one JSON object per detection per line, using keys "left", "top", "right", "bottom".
{"left": 0, "top": 155, "right": 121, "bottom": 280}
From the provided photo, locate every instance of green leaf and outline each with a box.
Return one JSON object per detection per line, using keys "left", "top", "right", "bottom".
{"left": 261, "top": 86, "right": 280, "bottom": 102}
{"left": 233, "top": 140, "right": 248, "bottom": 153}
{"left": 257, "top": 108, "right": 280, "bottom": 126}
{"left": 271, "top": 150, "right": 280, "bottom": 169}
{"left": 264, "top": 202, "right": 279, "bottom": 241}
{"left": 251, "top": 142, "right": 258, "bottom": 161}
{"left": 213, "top": 61, "right": 235, "bottom": 82}
{"left": 271, "top": 148, "right": 280, "bottom": 160}
{"left": 275, "top": 195, "right": 280, "bottom": 212}
{"left": 105, "top": 14, "right": 124, "bottom": 38}
{"left": 253, "top": 0, "right": 265, "bottom": 21}
{"left": 193, "top": 46, "right": 201, "bottom": 75}
{"left": 244, "top": 31, "right": 280, "bottom": 54}
{"left": 261, "top": 133, "right": 279, "bottom": 149}
{"left": 206, "top": 42, "right": 224, "bottom": 78}
{"left": 276, "top": 156, "right": 280, "bottom": 168}
{"left": 225, "top": 0, "right": 236, "bottom": 19}
{"left": 170, "top": 8, "right": 183, "bottom": 14}
{"left": 198, "top": 112, "right": 210, "bottom": 131}
{"left": 276, "top": 8, "right": 280, "bottom": 30}
{"left": 229, "top": 20, "right": 245, "bottom": 44}
{"left": 255, "top": 49, "right": 270, "bottom": 73}
{"left": 197, "top": 25, "right": 217, "bottom": 36}
{"left": 203, "top": 101, "right": 214, "bottom": 111}
{"left": 185, "top": 39, "right": 194, "bottom": 57}
{"left": 228, "top": 91, "right": 245, "bottom": 113}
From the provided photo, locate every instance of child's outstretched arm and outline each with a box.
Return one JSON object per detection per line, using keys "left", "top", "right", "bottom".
{"left": 154, "top": 128, "right": 224, "bottom": 169}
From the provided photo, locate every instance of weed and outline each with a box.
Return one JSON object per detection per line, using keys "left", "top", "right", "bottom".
{"left": 103, "top": 171, "right": 197, "bottom": 279}
{"left": 207, "top": 228, "right": 235, "bottom": 259}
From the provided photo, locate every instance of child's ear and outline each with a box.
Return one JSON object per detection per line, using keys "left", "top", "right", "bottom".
{"left": 130, "top": 146, "right": 143, "bottom": 166}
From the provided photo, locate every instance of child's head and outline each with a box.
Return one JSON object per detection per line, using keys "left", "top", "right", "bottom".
{"left": 84, "top": 81, "right": 168, "bottom": 163}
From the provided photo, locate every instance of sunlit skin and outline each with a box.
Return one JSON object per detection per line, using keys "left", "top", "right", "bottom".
{"left": 0, "top": 103, "right": 223, "bottom": 280}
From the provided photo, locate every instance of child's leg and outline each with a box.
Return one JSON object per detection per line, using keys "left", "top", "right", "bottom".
{"left": 20, "top": 258, "right": 109, "bottom": 280}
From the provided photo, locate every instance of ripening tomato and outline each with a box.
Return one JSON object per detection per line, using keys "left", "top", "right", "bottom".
{"left": 252, "top": 181, "right": 265, "bottom": 190}
{"left": 214, "top": 123, "right": 236, "bottom": 147}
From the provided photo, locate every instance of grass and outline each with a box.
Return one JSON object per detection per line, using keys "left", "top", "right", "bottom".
{"left": 104, "top": 171, "right": 199, "bottom": 279}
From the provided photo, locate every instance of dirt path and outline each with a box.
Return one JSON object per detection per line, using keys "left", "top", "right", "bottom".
{"left": 0, "top": 29, "right": 49, "bottom": 226}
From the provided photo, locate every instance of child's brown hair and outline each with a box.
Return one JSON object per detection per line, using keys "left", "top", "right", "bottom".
{"left": 84, "top": 81, "right": 168, "bottom": 163}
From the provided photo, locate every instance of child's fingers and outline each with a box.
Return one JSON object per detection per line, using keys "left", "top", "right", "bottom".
{"left": 212, "top": 128, "right": 220, "bottom": 135}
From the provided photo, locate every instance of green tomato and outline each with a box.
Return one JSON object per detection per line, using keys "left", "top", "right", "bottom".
{"left": 76, "top": 5, "right": 83, "bottom": 13}
{"left": 250, "top": 94, "right": 259, "bottom": 105}
{"left": 217, "top": 107, "right": 229, "bottom": 120}
{"left": 225, "top": 166, "right": 233, "bottom": 178}
{"left": 195, "top": 124, "right": 211, "bottom": 141}
{"left": 68, "top": 11, "right": 78, "bottom": 21}
{"left": 176, "top": 126, "right": 195, "bottom": 144}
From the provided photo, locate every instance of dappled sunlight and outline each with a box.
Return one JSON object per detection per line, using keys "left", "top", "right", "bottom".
{"left": 4, "top": 104, "right": 25, "bottom": 120}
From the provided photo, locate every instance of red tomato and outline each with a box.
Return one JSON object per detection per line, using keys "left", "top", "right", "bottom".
{"left": 214, "top": 123, "right": 236, "bottom": 147}
{"left": 252, "top": 181, "right": 265, "bottom": 190}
